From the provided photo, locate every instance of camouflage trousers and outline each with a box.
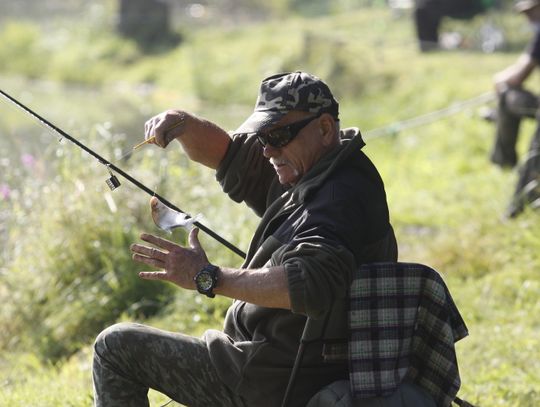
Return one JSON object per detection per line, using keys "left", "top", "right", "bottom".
{"left": 92, "top": 322, "right": 247, "bottom": 407}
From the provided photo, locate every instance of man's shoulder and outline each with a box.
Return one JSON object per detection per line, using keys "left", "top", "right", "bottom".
{"left": 314, "top": 156, "right": 386, "bottom": 208}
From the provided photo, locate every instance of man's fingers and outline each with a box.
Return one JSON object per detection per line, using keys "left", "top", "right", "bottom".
{"left": 144, "top": 111, "right": 186, "bottom": 148}
{"left": 144, "top": 120, "right": 161, "bottom": 145}
{"left": 139, "top": 271, "right": 168, "bottom": 280}
{"left": 188, "top": 228, "right": 201, "bottom": 250}
{"left": 144, "top": 120, "right": 152, "bottom": 138}
{"left": 155, "top": 116, "right": 177, "bottom": 147}
{"left": 130, "top": 243, "right": 167, "bottom": 260}
{"left": 132, "top": 253, "right": 166, "bottom": 269}
{"left": 143, "top": 118, "right": 165, "bottom": 148}
{"left": 139, "top": 233, "right": 177, "bottom": 251}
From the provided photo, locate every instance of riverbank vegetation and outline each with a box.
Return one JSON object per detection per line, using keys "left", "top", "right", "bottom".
{"left": 1, "top": 1, "right": 539, "bottom": 405}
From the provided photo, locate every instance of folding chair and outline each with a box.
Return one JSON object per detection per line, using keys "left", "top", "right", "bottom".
{"left": 281, "top": 262, "right": 471, "bottom": 407}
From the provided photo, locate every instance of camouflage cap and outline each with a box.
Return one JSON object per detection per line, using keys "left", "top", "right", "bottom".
{"left": 515, "top": 0, "right": 540, "bottom": 12}
{"left": 235, "top": 71, "right": 339, "bottom": 134}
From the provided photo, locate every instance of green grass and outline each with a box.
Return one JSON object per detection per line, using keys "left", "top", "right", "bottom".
{"left": 1, "top": 3, "right": 540, "bottom": 406}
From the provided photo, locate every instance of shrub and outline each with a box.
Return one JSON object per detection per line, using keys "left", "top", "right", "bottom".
{"left": 0, "top": 131, "right": 175, "bottom": 361}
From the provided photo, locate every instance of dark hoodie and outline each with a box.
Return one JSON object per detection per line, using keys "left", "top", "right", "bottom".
{"left": 205, "top": 128, "right": 398, "bottom": 407}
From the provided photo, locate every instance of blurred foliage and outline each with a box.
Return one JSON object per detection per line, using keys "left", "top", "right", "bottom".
{"left": 0, "top": 23, "right": 44, "bottom": 77}
{"left": 0, "top": 129, "right": 176, "bottom": 361}
{"left": 0, "top": 12, "right": 142, "bottom": 84}
{"left": 0, "top": 1, "right": 533, "bottom": 102}
{"left": 0, "top": 1, "right": 539, "bottom": 406}
{"left": 0, "top": 108, "right": 254, "bottom": 364}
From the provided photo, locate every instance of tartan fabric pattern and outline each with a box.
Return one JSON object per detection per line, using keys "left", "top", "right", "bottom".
{"left": 348, "top": 262, "right": 468, "bottom": 407}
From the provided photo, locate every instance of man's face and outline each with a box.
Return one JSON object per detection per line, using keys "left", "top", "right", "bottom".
{"left": 261, "top": 111, "right": 332, "bottom": 186}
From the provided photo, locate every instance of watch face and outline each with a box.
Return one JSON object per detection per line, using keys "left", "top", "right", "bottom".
{"left": 197, "top": 272, "right": 214, "bottom": 291}
{"left": 194, "top": 265, "right": 218, "bottom": 298}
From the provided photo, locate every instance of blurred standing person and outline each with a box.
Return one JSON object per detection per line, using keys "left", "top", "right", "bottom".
{"left": 490, "top": 0, "right": 540, "bottom": 217}
{"left": 414, "top": 0, "right": 490, "bottom": 51}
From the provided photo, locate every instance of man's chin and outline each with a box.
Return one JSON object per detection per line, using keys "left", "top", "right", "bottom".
{"left": 274, "top": 164, "right": 301, "bottom": 185}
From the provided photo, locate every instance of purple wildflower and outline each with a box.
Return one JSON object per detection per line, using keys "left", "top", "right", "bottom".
{"left": 21, "top": 153, "right": 36, "bottom": 169}
{"left": 0, "top": 184, "right": 10, "bottom": 200}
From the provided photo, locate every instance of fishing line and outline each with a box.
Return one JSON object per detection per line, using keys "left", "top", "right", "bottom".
{"left": 0, "top": 88, "right": 246, "bottom": 259}
{"left": 364, "top": 91, "right": 497, "bottom": 139}
{"left": 151, "top": 154, "right": 172, "bottom": 202}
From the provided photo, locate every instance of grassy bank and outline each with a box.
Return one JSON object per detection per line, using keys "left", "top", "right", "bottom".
{"left": 1, "top": 3, "right": 539, "bottom": 406}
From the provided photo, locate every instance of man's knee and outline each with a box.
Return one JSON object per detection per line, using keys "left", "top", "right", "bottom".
{"left": 94, "top": 322, "right": 141, "bottom": 357}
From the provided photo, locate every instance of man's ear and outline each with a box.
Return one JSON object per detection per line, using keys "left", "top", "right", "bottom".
{"left": 319, "top": 113, "right": 338, "bottom": 146}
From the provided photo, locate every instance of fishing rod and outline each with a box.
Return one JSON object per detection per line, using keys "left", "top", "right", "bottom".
{"left": 0, "top": 88, "right": 246, "bottom": 259}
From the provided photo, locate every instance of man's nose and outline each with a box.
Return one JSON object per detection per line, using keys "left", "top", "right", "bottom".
{"left": 263, "top": 144, "right": 279, "bottom": 158}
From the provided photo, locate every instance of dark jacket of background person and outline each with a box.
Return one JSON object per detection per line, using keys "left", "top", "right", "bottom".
{"left": 203, "top": 128, "right": 398, "bottom": 406}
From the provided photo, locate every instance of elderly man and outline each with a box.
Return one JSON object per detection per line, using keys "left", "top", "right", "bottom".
{"left": 490, "top": 0, "right": 540, "bottom": 217}
{"left": 92, "top": 72, "right": 401, "bottom": 406}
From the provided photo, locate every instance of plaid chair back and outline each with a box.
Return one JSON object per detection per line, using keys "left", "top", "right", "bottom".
{"left": 348, "top": 262, "right": 468, "bottom": 407}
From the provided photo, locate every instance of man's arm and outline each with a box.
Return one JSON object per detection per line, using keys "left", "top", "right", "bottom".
{"left": 214, "top": 265, "right": 291, "bottom": 309}
{"left": 144, "top": 109, "right": 232, "bottom": 169}
{"left": 131, "top": 228, "right": 292, "bottom": 309}
{"left": 494, "top": 53, "right": 537, "bottom": 93}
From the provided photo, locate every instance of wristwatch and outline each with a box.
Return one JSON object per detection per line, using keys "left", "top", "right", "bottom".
{"left": 194, "top": 264, "right": 219, "bottom": 298}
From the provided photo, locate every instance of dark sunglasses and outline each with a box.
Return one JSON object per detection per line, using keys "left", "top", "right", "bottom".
{"left": 256, "top": 114, "right": 322, "bottom": 148}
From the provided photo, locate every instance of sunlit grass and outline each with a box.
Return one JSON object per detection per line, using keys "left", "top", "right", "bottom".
{"left": 1, "top": 3, "right": 539, "bottom": 406}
